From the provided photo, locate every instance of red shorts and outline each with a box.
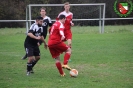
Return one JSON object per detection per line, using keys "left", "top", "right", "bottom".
{"left": 64, "top": 29, "right": 72, "bottom": 40}
{"left": 48, "top": 42, "right": 69, "bottom": 58}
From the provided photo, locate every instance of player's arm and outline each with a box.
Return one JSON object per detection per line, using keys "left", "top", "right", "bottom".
{"left": 41, "top": 35, "right": 47, "bottom": 49}
{"left": 70, "top": 21, "right": 74, "bottom": 26}
{"left": 60, "top": 30, "right": 65, "bottom": 40}
{"left": 70, "top": 13, "right": 74, "bottom": 26}
{"left": 28, "top": 27, "right": 41, "bottom": 40}
{"left": 59, "top": 24, "right": 65, "bottom": 40}
{"left": 27, "top": 33, "right": 40, "bottom": 40}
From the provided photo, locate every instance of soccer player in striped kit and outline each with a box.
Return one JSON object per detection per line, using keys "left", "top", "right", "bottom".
{"left": 22, "top": 7, "right": 52, "bottom": 60}
{"left": 24, "top": 17, "right": 47, "bottom": 75}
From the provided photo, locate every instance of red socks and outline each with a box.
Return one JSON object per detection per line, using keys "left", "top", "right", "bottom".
{"left": 63, "top": 53, "right": 71, "bottom": 65}
{"left": 55, "top": 53, "right": 71, "bottom": 75}
{"left": 56, "top": 62, "right": 64, "bottom": 75}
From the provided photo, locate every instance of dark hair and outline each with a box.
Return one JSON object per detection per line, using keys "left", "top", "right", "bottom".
{"left": 59, "top": 14, "right": 66, "bottom": 20}
{"left": 36, "top": 16, "right": 43, "bottom": 20}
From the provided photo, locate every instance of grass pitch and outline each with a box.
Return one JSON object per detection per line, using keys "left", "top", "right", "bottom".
{"left": 0, "top": 25, "right": 133, "bottom": 88}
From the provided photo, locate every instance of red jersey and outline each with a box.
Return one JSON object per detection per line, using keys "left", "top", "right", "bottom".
{"left": 57, "top": 11, "right": 73, "bottom": 30}
{"left": 48, "top": 21, "right": 65, "bottom": 46}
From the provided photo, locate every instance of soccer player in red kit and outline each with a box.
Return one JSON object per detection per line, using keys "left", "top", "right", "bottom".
{"left": 57, "top": 2, "right": 74, "bottom": 47}
{"left": 48, "top": 15, "right": 72, "bottom": 76}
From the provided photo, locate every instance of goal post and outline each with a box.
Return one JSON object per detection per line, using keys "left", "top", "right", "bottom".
{"left": 26, "top": 3, "right": 106, "bottom": 33}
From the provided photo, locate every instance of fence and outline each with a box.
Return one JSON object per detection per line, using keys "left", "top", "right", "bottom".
{"left": 0, "top": 3, "right": 133, "bottom": 33}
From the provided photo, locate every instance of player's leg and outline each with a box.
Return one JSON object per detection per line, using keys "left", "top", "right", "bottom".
{"left": 62, "top": 31, "right": 72, "bottom": 69}
{"left": 48, "top": 43, "right": 67, "bottom": 76}
{"left": 62, "top": 47, "right": 72, "bottom": 70}
{"left": 27, "top": 56, "right": 34, "bottom": 75}
{"left": 25, "top": 46, "right": 35, "bottom": 75}
{"left": 65, "top": 30, "right": 72, "bottom": 48}
{"left": 30, "top": 56, "right": 40, "bottom": 73}
{"left": 33, "top": 56, "right": 40, "bottom": 68}
{"left": 67, "top": 39, "right": 72, "bottom": 48}
{"left": 31, "top": 46, "right": 41, "bottom": 73}
{"left": 55, "top": 56, "right": 65, "bottom": 77}
{"left": 21, "top": 53, "right": 27, "bottom": 60}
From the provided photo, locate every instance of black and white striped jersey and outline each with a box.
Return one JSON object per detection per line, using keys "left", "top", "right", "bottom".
{"left": 42, "top": 16, "right": 52, "bottom": 39}
{"left": 25, "top": 23, "right": 43, "bottom": 46}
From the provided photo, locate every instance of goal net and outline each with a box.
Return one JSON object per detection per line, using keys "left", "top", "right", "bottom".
{"left": 26, "top": 4, "right": 105, "bottom": 33}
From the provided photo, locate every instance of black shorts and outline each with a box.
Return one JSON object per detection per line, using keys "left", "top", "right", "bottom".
{"left": 24, "top": 44, "right": 40, "bottom": 57}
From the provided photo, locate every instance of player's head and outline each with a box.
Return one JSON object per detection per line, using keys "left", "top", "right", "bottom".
{"left": 40, "top": 7, "right": 46, "bottom": 17}
{"left": 36, "top": 16, "right": 43, "bottom": 26}
{"left": 59, "top": 14, "right": 66, "bottom": 24}
{"left": 64, "top": 2, "right": 70, "bottom": 12}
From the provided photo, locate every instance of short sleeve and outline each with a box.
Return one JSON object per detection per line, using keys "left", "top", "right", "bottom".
{"left": 28, "top": 24, "right": 35, "bottom": 33}
{"left": 59, "top": 23, "right": 64, "bottom": 31}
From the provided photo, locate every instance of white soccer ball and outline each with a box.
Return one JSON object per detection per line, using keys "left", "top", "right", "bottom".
{"left": 70, "top": 69, "right": 78, "bottom": 77}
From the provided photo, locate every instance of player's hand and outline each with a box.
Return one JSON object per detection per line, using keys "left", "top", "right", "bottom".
{"left": 44, "top": 44, "right": 47, "bottom": 49}
{"left": 71, "top": 23, "right": 74, "bottom": 26}
{"left": 36, "top": 36, "right": 41, "bottom": 40}
{"left": 37, "top": 42, "right": 41, "bottom": 46}
{"left": 61, "top": 36, "right": 65, "bottom": 41}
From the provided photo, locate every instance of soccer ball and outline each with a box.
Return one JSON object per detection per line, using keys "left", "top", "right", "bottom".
{"left": 70, "top": 69, "right": 78, "bottom": 77}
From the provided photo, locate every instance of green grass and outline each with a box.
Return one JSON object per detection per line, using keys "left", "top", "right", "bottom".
{"left": 0, "top": 25, "right": 133, "bottom": 88}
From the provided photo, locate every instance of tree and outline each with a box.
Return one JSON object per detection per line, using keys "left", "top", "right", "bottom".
{"left": 0, "top": 0, "right": 132, "bottom": 28}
